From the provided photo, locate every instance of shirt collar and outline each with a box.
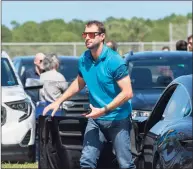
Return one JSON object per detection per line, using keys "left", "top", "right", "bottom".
{"left": 89, "top": 45, "right": 108, "bottom": 63}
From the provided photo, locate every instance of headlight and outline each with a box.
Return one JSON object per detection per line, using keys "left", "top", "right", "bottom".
{"left": 132, "top": 110, "right": 151, "bottom": 118}
{"left": 5, "top": 98, "right": 32, "bottom": 122}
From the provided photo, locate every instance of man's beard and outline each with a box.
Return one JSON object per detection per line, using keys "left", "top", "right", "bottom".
{"left": 86, "top": 42, "right": 100, "bottom": 50}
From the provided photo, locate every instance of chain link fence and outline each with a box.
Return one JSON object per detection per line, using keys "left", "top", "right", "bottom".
{"left": 2, "top": 42, "right": 177, "bottom": 58}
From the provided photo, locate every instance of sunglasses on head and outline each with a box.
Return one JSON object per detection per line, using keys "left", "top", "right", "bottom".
{"left": 82, "top": 32, "right": 102, "bottom": 39}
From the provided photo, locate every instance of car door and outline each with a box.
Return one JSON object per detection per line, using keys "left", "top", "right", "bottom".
{"left": 142, "top": 83, "right": 192, "bottom": 169}
{"left": 38, "top": 115, "right": 87, "bottom": 169}
{"left": 38, "top": 115, "right": 118, "bottom": 169}
{"left": 141, "top": 83, "right": 177, "bottom": 168}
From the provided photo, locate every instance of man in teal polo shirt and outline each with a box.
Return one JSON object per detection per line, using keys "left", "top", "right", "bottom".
{"left": 43, "top": 20, "right": 135, "bottom": 169}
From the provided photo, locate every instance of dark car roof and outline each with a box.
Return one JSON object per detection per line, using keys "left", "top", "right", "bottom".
{"left": 171, "top": 74, "right": 192, "bottom": 100}
{"left": 124, "top": 51, "right": 192, "bottom": 62}
{"left": 12, "top": 55, "right": 79, "bottom": 62}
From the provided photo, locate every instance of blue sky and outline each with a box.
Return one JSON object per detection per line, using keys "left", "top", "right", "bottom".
{"left": 2, "top": 1, "right": 192, "bottom": 29}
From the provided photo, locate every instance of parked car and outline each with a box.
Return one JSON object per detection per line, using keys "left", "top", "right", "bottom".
{"left": 12, "top": 56, "right": 90, "bottom": 120}
{"left": 1, "top": 51, "right": 36, "bottom": 162}
{"left": 124, "top": 51, "right": 192, "bottom": 118}
{"left": 137, "top": 74, "right": 192, "bottom": 169}
{"left": 12, "top": 56, "right": 79, "bottom": 84}
{"left": 38, "top": 74, "right": 192, "bottom": 169}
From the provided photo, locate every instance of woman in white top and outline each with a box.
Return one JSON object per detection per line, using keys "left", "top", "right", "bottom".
{"left": 40, "top": 53, "right": 68, "bottom": 102}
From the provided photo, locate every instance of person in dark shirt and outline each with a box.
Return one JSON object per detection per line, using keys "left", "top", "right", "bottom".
{"left": 176, "top": 40, "right": 187, "bottom": 51}
{"left": 21, "top": 53, "right": 45, "bottom": 105}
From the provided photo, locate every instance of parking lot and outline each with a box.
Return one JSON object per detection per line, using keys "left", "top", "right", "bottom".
{"left": 2, "top": 1, "right": 193, "bottom": 169}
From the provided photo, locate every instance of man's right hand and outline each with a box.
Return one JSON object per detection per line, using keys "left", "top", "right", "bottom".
{"left": 42, "top": 101, "right": 61, "bottom": 117}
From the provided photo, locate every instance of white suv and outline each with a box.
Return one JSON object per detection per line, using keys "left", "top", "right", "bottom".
{"left": 1, "top": 51, "right": 36, "bottom": 162}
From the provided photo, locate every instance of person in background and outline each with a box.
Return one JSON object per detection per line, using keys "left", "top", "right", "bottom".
{"left": 159, "top": 46, "right": 172, "bottom": 78}
{"left": 162, "top": 46, "right": 170, "bottom": 51}
{"left": 176, "top": 40, "right": 187, "bottom": 51}
{"left": 42, "top": 20, "right": 135, "bottom": 169}
{"left": 187, "top": 34, "right": 192, "bottom": 51}
{"left": 21, "top": 52, "right": 45, "bottom": 105}
{"left": 106, "top": 40, "right": 118, "bottom": 51}
{"left": 40, "top": 53, "right": 68, "bottom": 103}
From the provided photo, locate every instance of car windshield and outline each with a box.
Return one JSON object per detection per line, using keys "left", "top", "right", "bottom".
{"left": 128, "top": 57, "right": 192, "bottom": 89}
{"left": 1, "top": 58, "right": 19, "bottom": 86}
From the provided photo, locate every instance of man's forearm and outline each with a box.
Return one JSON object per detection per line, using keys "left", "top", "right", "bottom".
{"left": 104, "top": 91, "right": 133, "bottom": 113}
{"left": 56, "top": 76, "right": 85, "bottom": 105}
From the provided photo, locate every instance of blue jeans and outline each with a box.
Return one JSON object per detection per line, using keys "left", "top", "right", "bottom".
{"left": 80, "top": 118, "right": 136, "bottom": 169}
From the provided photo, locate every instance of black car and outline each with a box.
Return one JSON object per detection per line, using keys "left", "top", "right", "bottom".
{"left": 38, "top": 74, "right": 192, "bottom": 169}
{"left": 124, "top": 51, "right": 192, "bottom": 118}
{"left": 137, "top": 74, "right": 192, "bottom": 169}
{"left": 12, "top": 56, "right": 90, "bottom": 119}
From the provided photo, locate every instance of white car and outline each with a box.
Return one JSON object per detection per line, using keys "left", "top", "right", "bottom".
{"left": 1, "top": 51, "right": 36, "bottom": 162}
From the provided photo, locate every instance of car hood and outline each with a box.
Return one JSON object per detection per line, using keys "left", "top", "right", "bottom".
{"left": 131, "top": 89, "right": 165, "bottom": 111}
{"left": 2, "top": 85, "right": 27, "bottom": 103}
{"left": 69, "top": 87, "right": 89, "bottom": 101}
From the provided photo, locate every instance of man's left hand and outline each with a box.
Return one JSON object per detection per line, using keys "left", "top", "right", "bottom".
{"left": 82, "top": 104, "right": 106, "bottom": 119}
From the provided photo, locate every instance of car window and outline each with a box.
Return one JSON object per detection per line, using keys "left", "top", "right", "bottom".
{"left": 59, "top": 59, "right": 79, "bottom": 82}
{"left": 21, "top": 60, "right": 34, "bottom": 76}
{"left": 1, "top": 58, "right": 19, "bottom": 86}
{"left": 128, "top": 58, "right": 192, "bottom": 89}
{"left": 163, "top": 85, "right": 192, "bottom": 120}
{"left": 12, "top": 60, "right": 20, "bottom": 73}
{"left": 15, "top": 58, "right": 79, "bottom": 83}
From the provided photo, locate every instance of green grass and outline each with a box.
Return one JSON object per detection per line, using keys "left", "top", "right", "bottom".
{"left": 1, "top": 162, "right": 38, "bottom": 168}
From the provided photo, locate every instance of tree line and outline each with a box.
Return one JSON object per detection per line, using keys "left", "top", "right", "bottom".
{"left": 2, "top": 13, "right": 192, "bottom": 42}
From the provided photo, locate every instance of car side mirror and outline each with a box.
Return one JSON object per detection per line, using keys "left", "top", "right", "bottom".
{"left": 24, "top": 78, "right": 43, "bottom": 90}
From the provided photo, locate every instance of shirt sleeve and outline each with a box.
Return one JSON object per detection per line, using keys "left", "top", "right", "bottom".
{"left": 113, "top": 64, "right": 129, "bottom": 81}
{"left": 78, "top": 55, "right": 84, "bottom": 78}
{"left": 108, "top": 54, "right": 129, "bottom": 81}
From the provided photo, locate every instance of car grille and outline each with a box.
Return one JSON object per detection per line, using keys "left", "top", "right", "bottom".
{"left": 62, "top": 100, "right": 89, "bottom": 112}
{"left": 1, "top": 106, "right": 6, "bottom": 126}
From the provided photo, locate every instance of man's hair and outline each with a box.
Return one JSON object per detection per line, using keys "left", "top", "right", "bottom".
{"left": 176, "top": 40, "right": 187, "bottom": 51}
{"left": 106, "top": 40, "right": 118, "bottom": 51}
{"left": 187, "top": 34, "right": 193, "bottom": 42}
{"left": 85, "top": 20, "right": 106, "bottom": 34}
{"left": 162, "top": 46, "right": 170, "bottom": 51}
{"left": 43, "top": 53, "right": 59, "bottom": 71}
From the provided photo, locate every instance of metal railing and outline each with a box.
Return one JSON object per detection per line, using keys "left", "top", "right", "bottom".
{"left": 2, "top": 42, "right": 177, "bottom": 57}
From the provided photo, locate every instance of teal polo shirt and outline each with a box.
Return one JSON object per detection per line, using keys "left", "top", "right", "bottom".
{"left": 78, "top": 45, "right": 132, "bottom": 120}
